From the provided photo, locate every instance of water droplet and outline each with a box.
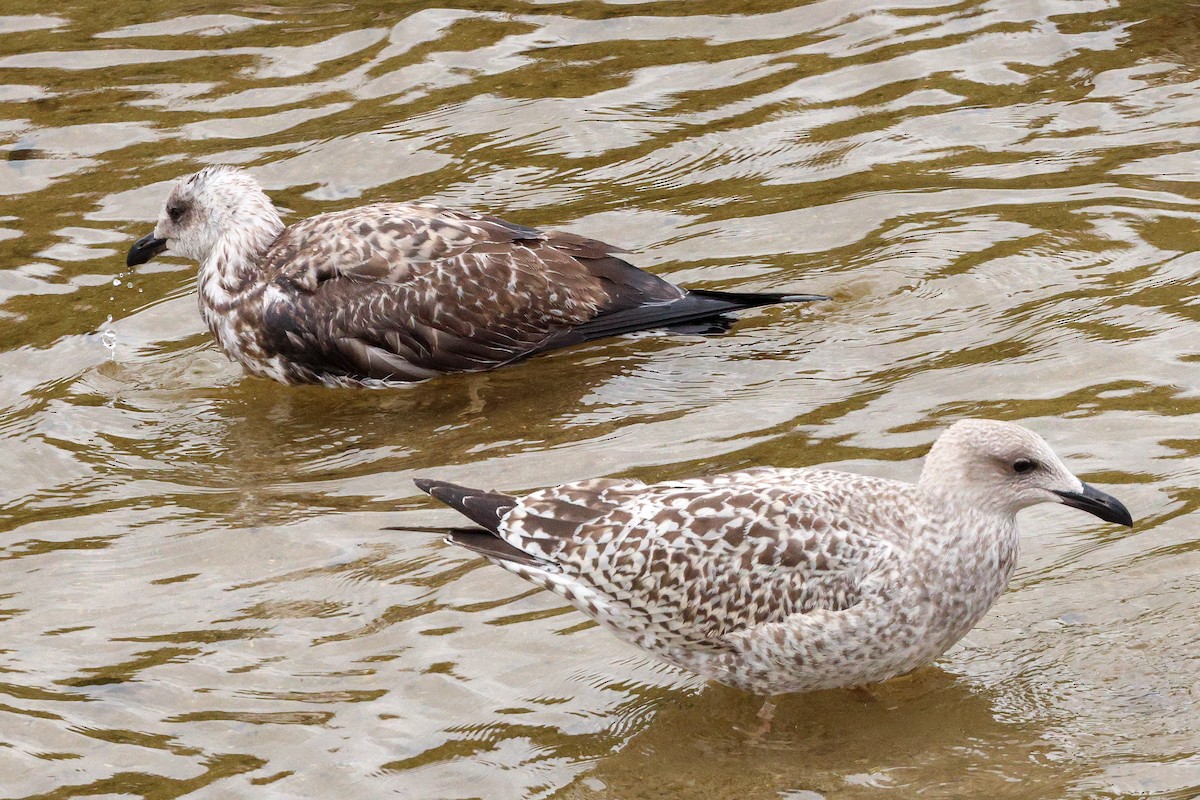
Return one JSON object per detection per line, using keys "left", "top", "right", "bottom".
{"left": 99, "top": 314, "right": 117, "bottom": 360}
{"left": 112, "top": 277, "right": 121, "bottom": 287}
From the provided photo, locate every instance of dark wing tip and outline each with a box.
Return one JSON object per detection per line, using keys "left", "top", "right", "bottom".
{"left": 413, "top": 477, "right": 478, "bottom": 506}
{"left": 413, "top": 477, "right": 517, "bottom": 534}
{"left": 444, "top": 529, "right": 547, "bottom": 568}
{"left": 685, "top": 289, "right": 828, "bottom": 307}
{"left": 381, "top": 523, "right": 547, "bottom": 569}
{"left": 413, "top": 477, "right": 440, "bottom": 494}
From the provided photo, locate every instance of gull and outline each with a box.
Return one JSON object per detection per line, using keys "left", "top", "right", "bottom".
{"left": 125, "top": 166, "right": 826, "bottom": 387}
{"left": 407, "top": 419, "right": 1132, "bottom": 694}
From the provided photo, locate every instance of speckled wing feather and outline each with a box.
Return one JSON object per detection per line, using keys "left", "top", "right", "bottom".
{"left": 255, "top": 203, "right": 684, "bottom": 382}
{"left": 481, "top": 470, "right": 900, "bottom": 654}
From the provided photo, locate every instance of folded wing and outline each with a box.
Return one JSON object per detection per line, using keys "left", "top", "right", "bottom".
{"left": 257, "top": 204, "right": 686, "bottom": 382}
{"left": 418, "top": 470, "right": 897, "bottom": 654}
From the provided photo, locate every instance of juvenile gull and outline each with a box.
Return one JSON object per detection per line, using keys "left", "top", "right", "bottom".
{"left": 407, "top": 419, "right": 1132, "bottom": 694}
{"left": 125, "top": 166, "right": 826, "bottom": 387}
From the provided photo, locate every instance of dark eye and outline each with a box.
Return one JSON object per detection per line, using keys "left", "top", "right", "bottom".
{"left": 1012, "top": 458, "right": 1038, "bottom": 475}
{"left": 167, "top": 203, "right": 185, "bottom": 223}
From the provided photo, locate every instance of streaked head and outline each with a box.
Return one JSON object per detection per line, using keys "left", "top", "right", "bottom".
{"left": 126, "top": 166, "right": 282, "bottom": 268}
{"left": 918, "top": 419, "right": 1132, "bottom": 526}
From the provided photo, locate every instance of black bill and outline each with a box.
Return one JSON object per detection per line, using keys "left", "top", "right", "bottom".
{"left": 126, "top": 233, "right": 168, "bottom": 267}
{"left": 1053, "top": 482, "right": 1133, "bottom": 527}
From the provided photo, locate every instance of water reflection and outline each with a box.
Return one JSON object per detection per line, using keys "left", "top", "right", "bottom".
{"left": 571, "top": 674, "right": 1082, "bottom": 799}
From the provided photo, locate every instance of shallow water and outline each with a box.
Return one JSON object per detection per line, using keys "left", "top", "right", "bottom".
{"left": 1, "top": 1, "right": 1198, "bottom": 797}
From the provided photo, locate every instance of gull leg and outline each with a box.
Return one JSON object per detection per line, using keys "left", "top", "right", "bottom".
{"left": 851, "top": 670, "right": 931, "bottom": 707}
{"left": 737, "top": 697, "right": 778, "bottom": 743}
{"left": 851, "top": 684, "right": 881, "bottom": 703}
{"left": 460, "top": 374, "right": 489, "bottom": 416}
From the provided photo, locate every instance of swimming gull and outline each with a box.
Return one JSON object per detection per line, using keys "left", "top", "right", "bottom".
{"left": 406, "top": 419, "right": 1132, "bottom": 694}
{"left": 125, "top": 166, "right": 827, "bottom": 387}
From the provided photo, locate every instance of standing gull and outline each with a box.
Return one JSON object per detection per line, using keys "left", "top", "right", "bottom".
{"left": 125, "top": 166, "right": 826, "bottom": 387}
{"left": 408, "top": 420, "right": 1132, "bottom": 694}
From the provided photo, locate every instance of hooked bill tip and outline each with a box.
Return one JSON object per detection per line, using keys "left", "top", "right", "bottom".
{"left": 1053, "top": 482, "right": 1133, "bottom": 527}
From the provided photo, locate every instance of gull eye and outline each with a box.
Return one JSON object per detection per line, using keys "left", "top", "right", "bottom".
{"left": 1012, "top": 458, "right": 1038, "bottom": 475}
{"left": 167, "top": 203, "right": 185, "bottom": 223}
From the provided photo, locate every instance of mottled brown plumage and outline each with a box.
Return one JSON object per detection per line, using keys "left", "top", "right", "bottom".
{"left": 126, "top": 166, "right": 826, "bottom": 387}
{"left": 410, "top": 420, "right": 1133, "bottom": 693}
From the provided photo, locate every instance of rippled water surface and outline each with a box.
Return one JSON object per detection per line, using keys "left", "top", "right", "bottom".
{"left": 1, "top": 1, "right": 1198, "bottom": 797}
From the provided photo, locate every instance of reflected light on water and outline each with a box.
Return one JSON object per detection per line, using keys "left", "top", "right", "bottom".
{"left": 0, "top": 0, "right": 1198, "bottom": 797}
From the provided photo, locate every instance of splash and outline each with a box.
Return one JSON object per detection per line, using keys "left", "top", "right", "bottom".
{"left": 99, "top": 314, "right": 117, "bottom": 360}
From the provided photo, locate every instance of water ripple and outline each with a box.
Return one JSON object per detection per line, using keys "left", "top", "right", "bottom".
{"left": 0, "top": 1, "right": 1197, "bottom": 797}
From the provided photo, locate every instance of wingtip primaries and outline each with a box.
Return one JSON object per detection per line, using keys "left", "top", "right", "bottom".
{"left": 685, "top": 288, "right": 828, "bottom": 310}
{"left": 413, "top": 477, "right": 517, "bottom": 533}
{"left": 444, "top": 529, "right": 547, "bottom": 568}
{"left": 413, "top": 476, "right": 446, "bottom": 495}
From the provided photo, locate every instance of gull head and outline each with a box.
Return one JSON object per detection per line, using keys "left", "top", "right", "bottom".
{"left": 918, "top": 419, "right": 1132, "bottom": 526}
{"left": 126, "top": 166, "right": 282, "bottom": 268}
